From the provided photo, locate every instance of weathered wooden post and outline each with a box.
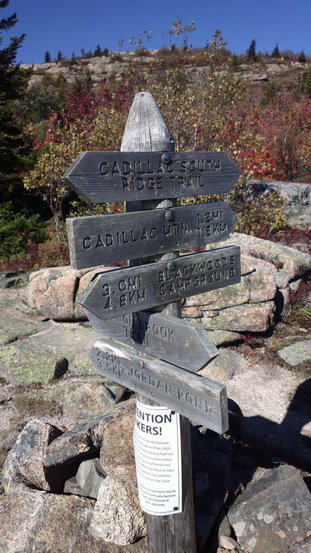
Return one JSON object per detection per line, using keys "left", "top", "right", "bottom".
{"left": 64, "top": 91, "right": 240, "bottom": 553}
{"left": 121, "top": 91, "right": 196, "bottom": 553}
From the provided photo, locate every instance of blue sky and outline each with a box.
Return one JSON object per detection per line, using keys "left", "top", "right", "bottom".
{"left": 3, "top": 0, "right": 311, "bottom": 65}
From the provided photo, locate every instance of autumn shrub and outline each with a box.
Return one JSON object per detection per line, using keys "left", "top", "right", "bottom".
{"left": 0, "top": 202, "right": 47, "bottom": 263}
{"left": 24, "top": 103, "right": 127, "bottom": 236}
{"left": 0, "top": 221, "right": 70, "bottom": 272}
{"left": 21, "top": 41, "right": 311, "bottom": 266}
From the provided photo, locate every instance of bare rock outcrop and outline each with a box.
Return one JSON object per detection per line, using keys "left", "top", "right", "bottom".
{"left": 227, "top": 465, "right": 311, "bottom": 553}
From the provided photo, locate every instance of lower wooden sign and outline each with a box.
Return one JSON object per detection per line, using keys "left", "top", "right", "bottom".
{"left": 79, "top": 246, "right": 241, "bottom": 321}
{"left": 90, "top": 338, "right": 229, "bottom": 433}
{"left": 86, "top": 310, "right": 218, "bottom": 372}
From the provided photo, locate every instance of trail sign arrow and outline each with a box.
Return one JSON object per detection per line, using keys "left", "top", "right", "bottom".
{"left": 63, "top": 151, "right": 240, "bottom": 203}
{"left": 67, "top": 201, "right": 237, "bottom": 270}
{"left": 86, "top": 310, "right": 218, "bottom": 372}
{"left": 90, "top": 338, "right": 228, "bottom": 433}
{"left": 79, "top": 246, "right": 241, "bottom": 321}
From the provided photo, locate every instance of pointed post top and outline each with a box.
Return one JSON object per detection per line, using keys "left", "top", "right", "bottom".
{"left": 121, "top": 91, "right": 174, "bottom": 153}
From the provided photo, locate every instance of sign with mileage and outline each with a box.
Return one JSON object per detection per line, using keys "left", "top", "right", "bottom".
{"left": 67, "top": 201, "right": 237, "bottom": 270}
{"left": 63, "top": 151, "right": 240, "bottom": 203}
{"left": 79, "top": 246, "right": 241, "bottom": 321}
{"left": 90, "top": 338, "right": 228, "bottom": 433}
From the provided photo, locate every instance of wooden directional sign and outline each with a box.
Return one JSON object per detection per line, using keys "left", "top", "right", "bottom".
{"left": 79, "top": 246, "right": 241, "bottom": 321}
{"left": 90, "top": 338, "right": 228, "bottom": 433}
{"left": 63, "top": 151, "right": 240, "bottom": 203}
{"left": 86, "top": 310, "right": 218, "bottom": 372}
{"left": 67, "top": 201, "right": 237, "bottom": 270}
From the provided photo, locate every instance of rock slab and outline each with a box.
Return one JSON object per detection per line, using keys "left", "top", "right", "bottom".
{"left": 278, "top": 340, "right": 311, "bottom": 366}
{"left": 228, "top": 465, "right": 311, "bottom": 553}
{"left": 0, "top": 487, "right": 148, "bottom": 553}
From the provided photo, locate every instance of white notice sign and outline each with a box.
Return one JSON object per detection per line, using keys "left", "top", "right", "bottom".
{"left": 133, "top": 400, "right": 182, "bottom": 516}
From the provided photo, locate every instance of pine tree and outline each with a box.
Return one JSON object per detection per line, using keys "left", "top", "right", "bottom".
{"left": 298, "top": 50, "right": 307, "bottom": 63}
{"left": 56, "top": 50, "right": 64, "bottom": 62}
{"left": 0, "top": 0, "right": 31, "bottom": 202}
{"left": 44, "top": 50, "right": 51, "bottom": 63}
{"left": 271, "top": 44, "right": 280, "bottom": 58}
{"left": 93, "top": 44, "right": 102, "bottom": 57}
{"left": 246, "top": 39, "right": 257, "bottom": 62}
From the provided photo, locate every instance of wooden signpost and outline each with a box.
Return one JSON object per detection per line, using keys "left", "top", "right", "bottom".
{"left": 87, "top": 311, "right": 218, "bottom": 372}
{"left": 64, "top": 91, "right": 240, "bottom": 553}
{"left": 90, "top": 338, "right": 228, "bottom": 433}
{"left": 79, "top": 247, "right": 240, "bottom": 320}
{"left": 64, "top": 150, "right": 240, "bottom": 203}
{"left": 67, "top": 201, "right": 237, "bottom": 270}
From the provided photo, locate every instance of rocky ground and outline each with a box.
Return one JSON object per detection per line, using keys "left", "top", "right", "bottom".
{"left": 0, "top": 251, "right": 310, "bottom": 552}
{"left": 0, "top": 207, "right": 311, "bottom": 552}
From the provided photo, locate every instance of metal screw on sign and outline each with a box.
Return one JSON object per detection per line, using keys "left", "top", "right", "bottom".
{"left": 165, "top": 210, "right": 174, "bottom": 221}
{"left": 167, "top": 261, "right": 176, "bottom": 271}
{"left": 161, "top": 152, "right": 171, "bottom": 164}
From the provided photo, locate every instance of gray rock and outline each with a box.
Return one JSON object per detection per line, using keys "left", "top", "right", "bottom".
{"left": 99, "top": 399, "right": 136, "bottom": 482}
{"left": 0, "top": 487, "right": 148, "bottom": 553}
{"left": 201, "top": 302, "right": 275, "bottom": 332}
{"left": 219, "top": 535, "right": 239, "bottom": 550}
{"left": 228, "top": 465, "right": 311, "bottom": 553}
{"left": 2, "top": 419, "right": 62, "bottom": 492}
{"left": 89, "top": 476, "right": 146, "bottom": 545}
{"left": 44, "top": 402, "right": 133, "bottom": 468}
{"left": 289, "top": 536, "right": 311, "bottom": 553}
{"left": 44, "top": 410, "right": 116, "bottom": 467}
{"left": 0, "top": 271, "right": 29, "bottom": 289}
{"left": 278, "top": 340, "right": 311, "bottom": 366}
{"left": 0, "top": 323, "right": 99, "bottom": 383}
{"left": 76, "top": 458, "right": 106, "bottom": 499}
{"left": 63, "top": 476, "right": 83, "bottom": 495}
{"left": 0, "top": 314, "right": 49, "bottom": 346}
{"left": 200, "top": 348, "right": 250, "bottom": 381}
{"left": 207, "top": 329, "right": 242, "bottom": 347}
{"left": 268, "top": 181, "right": 311, "bottom": 206}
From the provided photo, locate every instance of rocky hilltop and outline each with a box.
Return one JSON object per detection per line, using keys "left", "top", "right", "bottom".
{"left": 21, "top": 50, "right": 311, "bottom": 88}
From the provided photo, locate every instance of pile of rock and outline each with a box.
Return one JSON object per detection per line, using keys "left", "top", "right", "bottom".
{"left": 1, "top": 399, "right": 311, "bottom": 553}
{"left": 1, "top": 397, "right": 232, "bottom": 553}
{"left": 1, "top": 231, "right": 311, "bottom": 552}
{"left": 25, "top": 232, "right": 311, "bottom": 344}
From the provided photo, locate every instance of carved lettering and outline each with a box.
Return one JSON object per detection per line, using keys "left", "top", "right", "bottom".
{"left": 122, "top": 176, "right": 164, "bottom": 192}
{"left": 81, "top": 249, "right": 240, "bottom": 319}
{"left": 90, "top": 341, "right": 227, "bottom": 430}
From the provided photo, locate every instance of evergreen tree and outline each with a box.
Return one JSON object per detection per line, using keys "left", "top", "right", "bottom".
{"left": 261, "top": 80, "right": 278, "bottom": 106}
{"left": 298, "top": 50, "right": 307, "bottom": 63}
{"left": 231, "top": 54, "right": 241, "bottom": 71}
{"left": 297, "top": 67, "right": 311, "bottom": 97}
{"left": 93, "top": 44, "right": 102, "bottom": 57}
{"left": 271, "top": 44, "right": 280, "bottom": 58}
{"left": 56, "top": 50, "right": 64, "bottom": 62}
{"left": 246, "top": 39, "right": 257, "bottom": 62}
{"left": 44, "top": 50, "right": 51, "bottom": 63}
{"left": 0, "top": 0, "right": 31, "bottom": 203}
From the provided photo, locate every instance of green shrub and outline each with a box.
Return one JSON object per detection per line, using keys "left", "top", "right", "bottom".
{"left": 0, "top": 202, "right": 47, "bottom": 262}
